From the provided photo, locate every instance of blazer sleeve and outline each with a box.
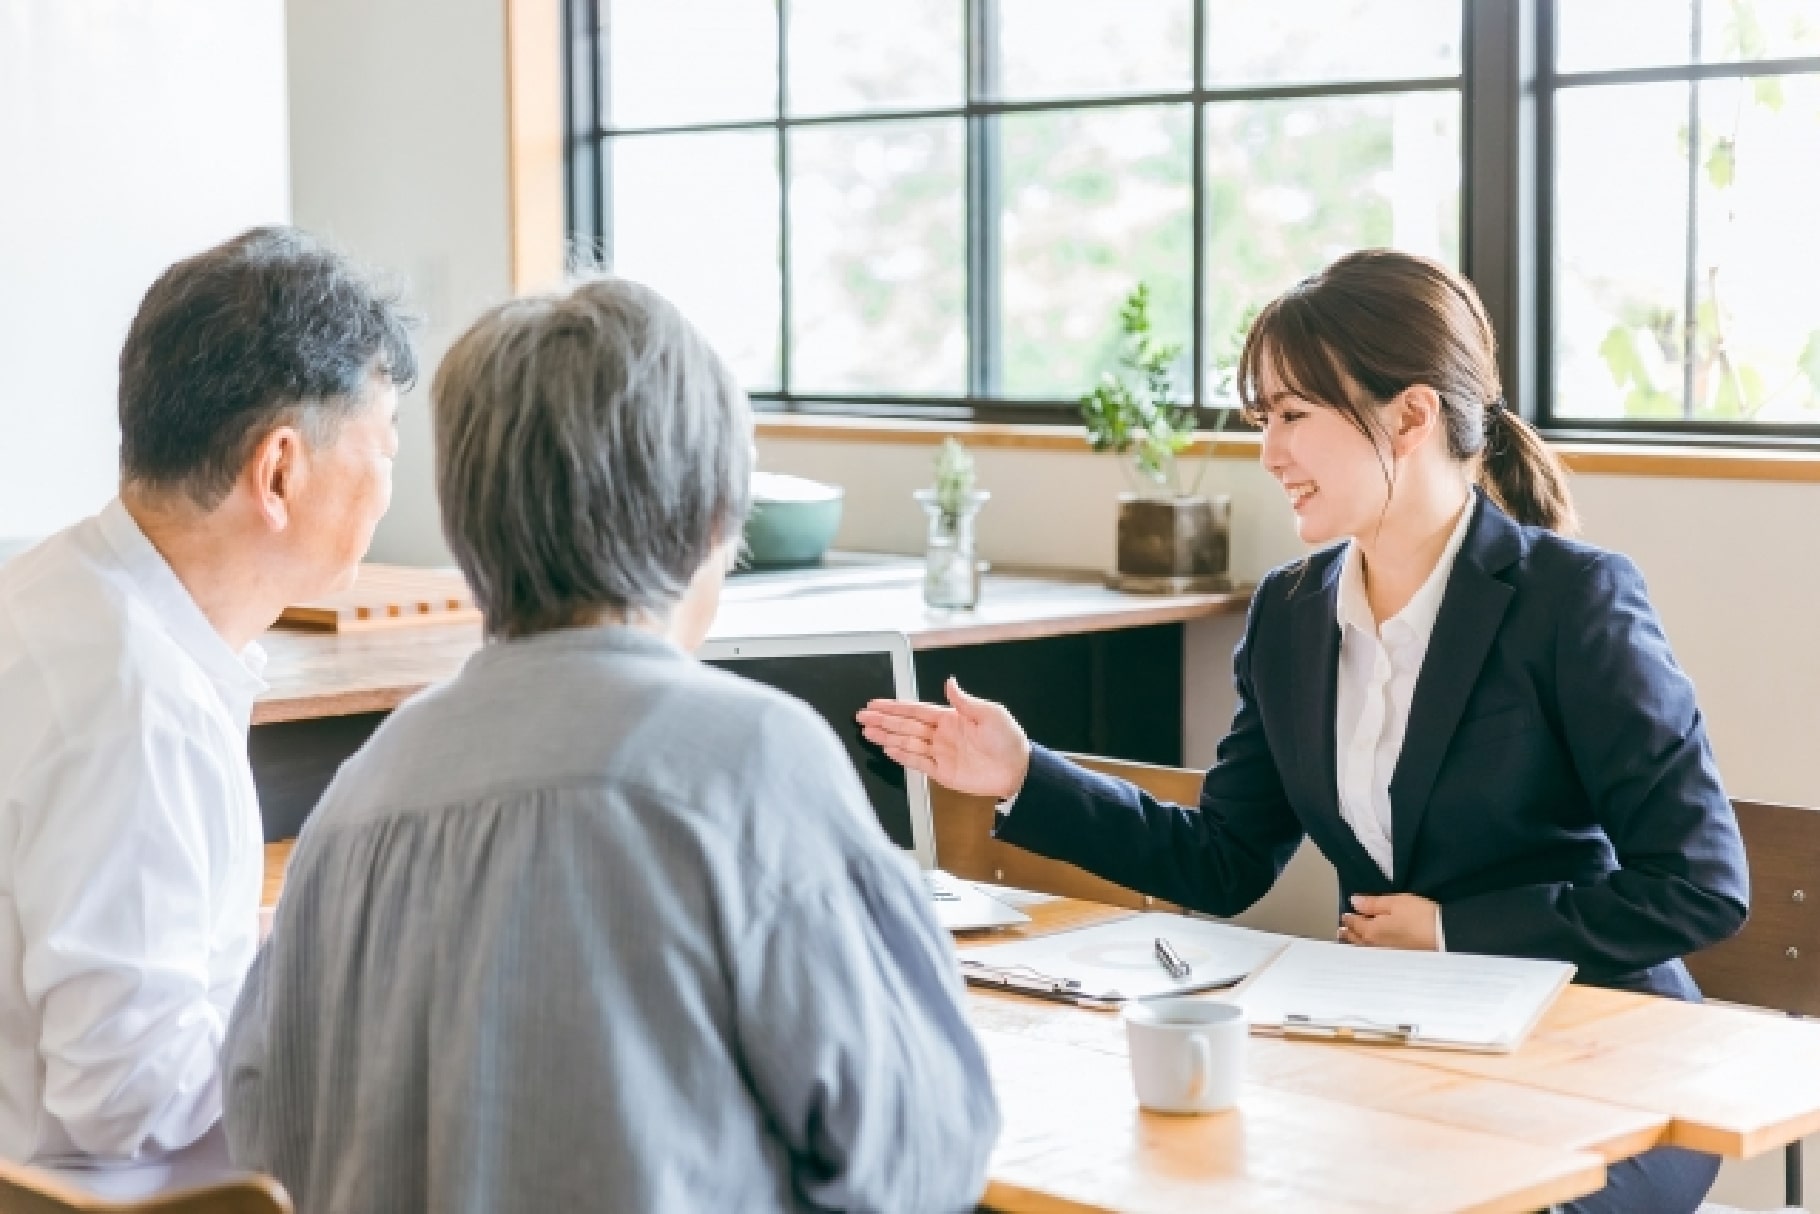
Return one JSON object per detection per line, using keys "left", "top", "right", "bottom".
{"left": 1441, "top": 551, "right": 1748, "bottom": 974}
{"left": 993, "top": 579, "right": 1306, "bottom": 917}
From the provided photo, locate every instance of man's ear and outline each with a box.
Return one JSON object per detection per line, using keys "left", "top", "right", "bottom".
{"left": 1389, "top": 385, "right": 1443, "bottom": 459}
{"left": 245, "top": 425, "right": 307, "bottom": 532}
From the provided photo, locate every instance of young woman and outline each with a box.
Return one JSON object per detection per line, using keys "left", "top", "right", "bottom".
{"left": 858, "top": 249, "right": 1748, "bottom": 1214}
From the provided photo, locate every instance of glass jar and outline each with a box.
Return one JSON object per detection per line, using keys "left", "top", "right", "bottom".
{"left": 914, "top": 489, "right": 988, "bottom": 610}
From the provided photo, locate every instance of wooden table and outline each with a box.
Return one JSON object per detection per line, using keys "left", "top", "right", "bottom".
{"left": 256, "top": 845, "right": 1820, "bottom": 1213}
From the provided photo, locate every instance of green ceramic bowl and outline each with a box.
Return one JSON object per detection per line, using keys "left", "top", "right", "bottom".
{"left": 741, "top": 472, "right": 844, "bottom": 568}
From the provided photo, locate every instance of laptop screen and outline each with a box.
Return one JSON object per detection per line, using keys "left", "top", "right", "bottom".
{"left": 703, "top": 650, "right": 917, "bottom": 852}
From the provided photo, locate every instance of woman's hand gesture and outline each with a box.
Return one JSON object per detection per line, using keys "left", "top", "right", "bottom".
{"left": 856, "top": 677, "right": 1031, "bottom": 801}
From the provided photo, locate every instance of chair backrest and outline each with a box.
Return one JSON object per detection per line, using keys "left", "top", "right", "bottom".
{"left": 1686, "top": 799, "right": 1820, "bottom": 1016}
{"left": 930, "top": 752, "right": 1199, "bottom": 911}
{"left": 0, "top": 1160, "right": 291, "bottom": 1214}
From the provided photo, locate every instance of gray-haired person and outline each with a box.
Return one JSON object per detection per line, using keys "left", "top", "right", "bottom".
{"left": 222, "top": 278, "right": 1002, "bottom": 1212}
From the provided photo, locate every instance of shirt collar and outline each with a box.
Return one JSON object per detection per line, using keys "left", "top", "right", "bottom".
{"left": 1337, "top": 492, "right": 1477, "bottom": 644}
{"left": 95, "top": 498, "right": 268, "bottom": 711}
{"left": 463, "top": 621, "right": 689, "bottom": 675}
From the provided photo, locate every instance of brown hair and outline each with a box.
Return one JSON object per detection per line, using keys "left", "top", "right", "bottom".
{"left": 1237, "top": 248, "right": 1577, "bottom": 534}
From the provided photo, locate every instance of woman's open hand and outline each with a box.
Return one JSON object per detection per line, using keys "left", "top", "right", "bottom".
{"left": 857, "top": 677, "right": 1031, "bottom": 800}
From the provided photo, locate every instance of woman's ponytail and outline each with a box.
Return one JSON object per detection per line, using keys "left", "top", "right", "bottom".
{"left": 1479, "top": 399, "right": 1578, "bottom": 535}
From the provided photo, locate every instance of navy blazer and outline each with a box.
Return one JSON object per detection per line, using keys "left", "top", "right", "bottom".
{"left": 997, "top": 491, "right": 1749, "bottom": 999}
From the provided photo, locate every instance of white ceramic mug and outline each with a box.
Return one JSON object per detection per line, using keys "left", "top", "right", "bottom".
{"left": 1122, "top": 997, "right": 1246, "bottom": 1114}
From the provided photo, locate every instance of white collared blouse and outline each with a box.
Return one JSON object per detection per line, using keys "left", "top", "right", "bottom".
{"left": 1333, "top": 496, "right": 1477, "bottom": 894}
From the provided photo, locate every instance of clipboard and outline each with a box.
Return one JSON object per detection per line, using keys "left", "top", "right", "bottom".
{"left": 956, "top": 961, "right": 1126, "bottom": 1010}
{"left": 1236, "top": 939, "right": 1575, "bottom": 1053}
{"left": 957, "top": 957, "right": 1251, "bottom": 1008}
{"left": 956, "top": 913, "right": 1293, "bottom": 1007}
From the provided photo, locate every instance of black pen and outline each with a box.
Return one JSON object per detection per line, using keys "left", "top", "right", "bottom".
{"left": 1154, "top": 936, "right": 1192, "bottom": 982}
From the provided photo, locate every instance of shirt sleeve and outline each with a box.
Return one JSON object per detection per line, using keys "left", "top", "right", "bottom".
{"left": 731, "top": 859, "right": 1000, "bottom": 1213}
{"left": 730, "top": 706, "right": 1000, "bottom": 1213}
{"left": 14, "top": 705, "right": 243, "bottom": 1159}
{"left": 221, "top": 944, "right": 273, "bottom": 1172}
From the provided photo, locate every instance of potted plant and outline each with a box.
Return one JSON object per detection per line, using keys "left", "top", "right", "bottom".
{"left": 1079, "top": 282, "right": 1232, "bottom": 592}
{"left": 913, "top": 437, "right": 989, "bottom": 609}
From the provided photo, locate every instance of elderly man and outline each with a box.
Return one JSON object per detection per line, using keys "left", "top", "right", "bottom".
{"left": 0, "top": 227, "right": 414, "bottom": 1193}
{"left": 224, "top": 278, "right": 1000, "bottom": 1212}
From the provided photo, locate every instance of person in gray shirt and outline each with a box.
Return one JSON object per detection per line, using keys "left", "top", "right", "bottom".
{"left": 222, "top": 278, "right": 1001, "bottom": 1213}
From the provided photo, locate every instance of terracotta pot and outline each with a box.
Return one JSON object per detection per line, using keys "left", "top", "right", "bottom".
{"left": 1110, "top": 493, "right": 1232, "bottom": 593}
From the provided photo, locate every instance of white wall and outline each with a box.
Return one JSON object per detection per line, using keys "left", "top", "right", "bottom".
{"left": 283, "top": 0, "right": 514, "bottom": 566}
{"left": 0, "top": 0, "right": 291, "bottom": 540}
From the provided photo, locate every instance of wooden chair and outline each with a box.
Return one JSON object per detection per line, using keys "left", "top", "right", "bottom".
{"left": 1686, "top": 800, "right": 1820, "bottom": 1211}
{"left": 0, "top": 1160, "right": 291, "bottom": 1214}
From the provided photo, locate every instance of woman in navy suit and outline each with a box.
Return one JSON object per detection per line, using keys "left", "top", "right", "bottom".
{"left": 859, "top": 249, "right": 1748, "bottom": 1213}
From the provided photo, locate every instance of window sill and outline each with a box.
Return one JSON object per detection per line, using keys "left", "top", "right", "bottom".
{"left": 756, "top": 415, "right": 1820, "bottom": 483}
{"left": 755, "top": 414, "right": 1261, "bottom": 460}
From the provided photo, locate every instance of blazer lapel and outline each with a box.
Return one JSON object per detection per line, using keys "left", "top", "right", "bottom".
{"left": 1288, "top": 555, "right": 1352, "bottom": 845}
{"left": 1291, "top": 549, "right": 1414, "bottom": 892}
{"left": 1388, "top": 493, "right": 1520, "bottom": 884}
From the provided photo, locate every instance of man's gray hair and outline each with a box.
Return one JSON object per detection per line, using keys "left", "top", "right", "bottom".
{"left": 432, "top": 277, "right": 753, "bottom": 637}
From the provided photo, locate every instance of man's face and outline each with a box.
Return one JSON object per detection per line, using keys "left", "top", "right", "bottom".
{"left": 292, "top": 377, "right": 399, "bottom": 596}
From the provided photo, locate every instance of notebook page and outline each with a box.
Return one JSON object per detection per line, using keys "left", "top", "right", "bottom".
{"left": 1237, "top": 940, "right": 1574, "bottom": 1051}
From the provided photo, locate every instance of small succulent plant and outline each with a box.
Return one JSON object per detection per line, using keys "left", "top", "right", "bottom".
{"left": 932, "top": 436, "right": 977, "bottom": 528}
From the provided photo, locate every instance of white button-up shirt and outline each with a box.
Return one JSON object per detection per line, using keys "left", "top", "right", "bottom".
{"left": 1333, "top": 497, "right": 1476, "bottom": 895}
{"left": 0, "top": 499, "right": 265, "bottom": 1187}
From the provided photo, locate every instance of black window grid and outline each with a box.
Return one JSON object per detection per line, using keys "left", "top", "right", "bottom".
{"left": 566, "top": 0, "right": 1820, "bottom": 445}
{"left": 1535, "top": 0, "right": 1820, "bottom": 442}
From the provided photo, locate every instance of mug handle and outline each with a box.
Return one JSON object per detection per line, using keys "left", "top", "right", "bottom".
{"left": 1185, "top": 1035, "right": 1212, "bottom": 1104}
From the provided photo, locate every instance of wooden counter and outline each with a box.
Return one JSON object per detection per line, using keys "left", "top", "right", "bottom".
{"left": 254, "top": 557, "right": 1249, "bottom": 726}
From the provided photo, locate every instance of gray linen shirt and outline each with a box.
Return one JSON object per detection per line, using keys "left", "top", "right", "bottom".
{"left": 223, "top": 626, "right": 1000, "bottom": 1213}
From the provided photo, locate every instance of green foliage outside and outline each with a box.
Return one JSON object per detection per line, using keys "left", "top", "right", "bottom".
{"left": 1596, "top": 0, "right": 1820, "bottom": 421}
{"left": 997, "top": 88, "right": 1456, "bottom": 404}
{"left": 716, "top": 0, "right": 1817, "bottom": 426}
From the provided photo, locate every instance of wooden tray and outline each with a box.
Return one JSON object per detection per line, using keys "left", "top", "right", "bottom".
{"left": 278, "top": 564, "right": 482, "bottom": 632}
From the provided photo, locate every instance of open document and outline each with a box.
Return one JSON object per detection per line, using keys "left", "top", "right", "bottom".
{"left": 959, "top": 913, "right": 1293, "bottom": 1006}
{"left": 1236, "top": 940, "right": 1575, "bottom": 1053}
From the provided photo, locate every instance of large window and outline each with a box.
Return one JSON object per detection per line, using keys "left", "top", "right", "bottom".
{"left": 568, "top": 1, "right": 1820, "bottom": 440}
{"left": 568, "top": 0, "right": 1461, "bottom": 424}
{"left": 1543, "top": 0, "right": 1820, "bottom": 433}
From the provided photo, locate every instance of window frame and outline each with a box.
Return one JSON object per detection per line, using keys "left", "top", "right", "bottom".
{"left": 564, "top": 0, "right": 1820, "bottom": 446}
{"left": 1531, "top": 0, "right": 1820, "bottom": 444}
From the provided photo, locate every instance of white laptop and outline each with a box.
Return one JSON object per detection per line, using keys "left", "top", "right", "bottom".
{"left": 700, "top": 631, "right": 1029, "bottom": 932}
